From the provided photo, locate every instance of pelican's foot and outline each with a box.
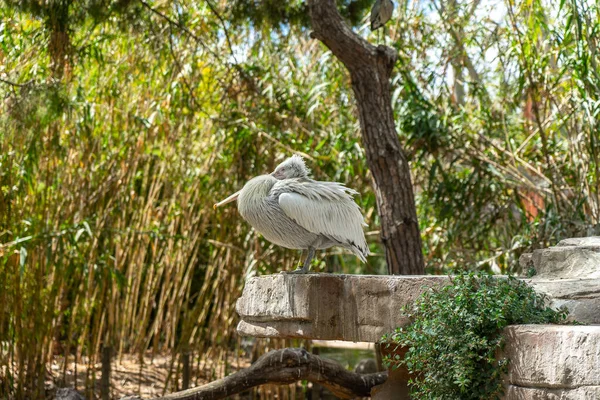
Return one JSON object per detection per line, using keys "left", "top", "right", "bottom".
{"left": 281, "top": 263, "right": 314, "bottom": 274}
{"left": 282, "top": 268, "right": 310, "bottom": 274}
{"left": 281, "top": 247, "right": 315, "bottom": 274}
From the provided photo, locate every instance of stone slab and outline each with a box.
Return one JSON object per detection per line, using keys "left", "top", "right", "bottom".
{"left": 502, "top": 325, "right": 600, "bottom": 388}
{"left": 558, "top": 237, "right": 600, "bottom": 247}
{"left": 519, "top": 237, "right": 600, "bottom": 324}
{"left": 520, "top": 236, "right": 600, "bottom": 279}
{"left": 504, "top": 385, "right": 600, "bottom": 400}
{"left": 236, "top": 275, "right": 600, "bottom": 399}
{"left": 529, "top": 278, "right": 600, "bottom": 324}
{"left": 236, "top": 274, "right": 449, "bottom": 342}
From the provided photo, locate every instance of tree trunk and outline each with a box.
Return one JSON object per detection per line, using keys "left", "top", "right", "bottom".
{"left": 307, "top": 0, "right": 424, "bottom": 274}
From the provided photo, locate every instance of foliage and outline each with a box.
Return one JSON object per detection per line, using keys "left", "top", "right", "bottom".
{"left": 0, "top": 2, "right": 381, "bottom": 398}
{"left": 383, "top": 273, "right": 569, "bottom": 399}
{"left": 0, "top": 0, "right": 598, "bottom": 398}
{"left": 390, "top": 0, "right": 600, "bottom": 272}
{"left": 230, "top": 0, "right": 373, "bottom": 29}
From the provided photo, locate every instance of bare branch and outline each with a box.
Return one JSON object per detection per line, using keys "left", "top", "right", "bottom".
{"left": 145, "top": 348, "right": 387, "bottom": 400}
{"left": 434, "top": 0, "right": 488, "bottom": 101}
{"left": 167, "top": 26, "right": 200, "bottom": 109}
{"left": 0, "top": 77, "right": 34, "bottom": 88}
{"left": 202, "top": 0, "right": 238, "bottom": 64}
{"left": 138, "top": 0, "right": 222, "bottom": 63}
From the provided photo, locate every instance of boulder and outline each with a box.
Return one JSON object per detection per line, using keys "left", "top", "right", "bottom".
{"left": 504, "top": 386, "right": 600, "bottom": 400}
{"left": 55, "top": 388, "right": 85, "bottom": 400}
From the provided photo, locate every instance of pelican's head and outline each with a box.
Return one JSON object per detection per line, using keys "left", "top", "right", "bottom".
{"left": 271, "top": 155, "right": 310, "bottom": 180}
{"left": 213, "top": 155, "right": 309, "bottom": 210}
{"left": 213, "top": 174, "right": 277, "bottom": 210}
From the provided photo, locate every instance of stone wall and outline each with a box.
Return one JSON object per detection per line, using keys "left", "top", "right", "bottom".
{"left": 236, "top": 237, "right": 600, "bottom": 399}
{"left": 502, "top": 325, "right": 600, "bottom": 399}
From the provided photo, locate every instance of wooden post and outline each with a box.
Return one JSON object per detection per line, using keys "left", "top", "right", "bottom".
{"left": 374, "top": 343, "right": 385, "bottom": 372}
{"left": 101, "top": 346, "right": 111, "bottom": 400}
{"left": 372, "top": 345, "right": 410, "bottom": 399}
{"left": 182, "top": 350, "right": 191, "bottom": 390}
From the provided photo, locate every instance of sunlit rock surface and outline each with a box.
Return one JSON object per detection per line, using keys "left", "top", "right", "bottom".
{"left": 503, "top": 325, "right": 600, "bottom": 399}
{"left": 236, "top": 274, "right": 449, "bottom": 342}
{"left": 522, "top": 236, "right": 600, "bottom": 324}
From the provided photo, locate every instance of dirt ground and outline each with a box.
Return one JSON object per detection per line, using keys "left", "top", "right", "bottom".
{"left": 46, "top": 352, "right": 251, "bottom": 399}
{"left": 43, "top": 345, "right": 374, "bottom": 399}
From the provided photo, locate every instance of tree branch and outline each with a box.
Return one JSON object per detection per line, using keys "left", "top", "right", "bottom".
{"left": 434, "top": 0, "right": 488, "bottom": 101}
{"left": 0, "top": 77, "right": 34, "bottom": 88}
{"left": 308, "top": 0, "right": 397, "bottom": 75}
{"left": 146, "top": 348, "right": 387, "bottom": 400}
{"left": 138, "top": 0, "right": 222, "bottom": 63}
{"left": 202, "top": 0, "right": 237, "bottom": 64}
{"left": 167, "top": 25, "right": 200, "bottom": 110}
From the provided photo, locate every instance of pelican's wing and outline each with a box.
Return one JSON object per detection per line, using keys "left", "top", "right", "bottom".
{"left": 272, "top": 179, "right": 369, "bottom": 262}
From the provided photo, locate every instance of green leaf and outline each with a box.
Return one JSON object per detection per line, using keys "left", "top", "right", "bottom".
{"left": 19, "top": 246, "right": 27, "bottom": 275}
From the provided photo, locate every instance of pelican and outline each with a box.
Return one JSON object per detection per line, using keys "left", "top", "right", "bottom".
{"left": 214, "top": 155, "right": 369, "bottom": 273}
{"left": 370, "top": 0, "right": 394, "bottom": 42}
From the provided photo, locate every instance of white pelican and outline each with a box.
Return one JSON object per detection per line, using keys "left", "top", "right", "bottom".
{"left": 214, "top": 155, "right": 369, "bottom": 273}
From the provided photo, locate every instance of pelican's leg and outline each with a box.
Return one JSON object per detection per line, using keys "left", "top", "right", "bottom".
{"left": 297, "top": 250, "right": 305, "bottom": 269}
{"left": 285, "top": 247, "right": 315, "bottom": 274}
{"left": 302, "top": 247, "right": 316, "bottom": 272}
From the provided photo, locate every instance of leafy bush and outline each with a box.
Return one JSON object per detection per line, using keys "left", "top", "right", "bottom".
{"left": 383, "top": 273, "right": 568, "bottom": 399}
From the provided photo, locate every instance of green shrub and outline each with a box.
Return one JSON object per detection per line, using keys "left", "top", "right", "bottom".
{"left": 382, "top": 273, "right": 568, "bottom": 399}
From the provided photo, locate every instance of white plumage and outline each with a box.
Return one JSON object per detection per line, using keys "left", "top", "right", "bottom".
{"left": 214, "top": 156, "right": 369, "bottom": 273}
{"left": 276, "top": 182, "right": 368, "bottom": 263}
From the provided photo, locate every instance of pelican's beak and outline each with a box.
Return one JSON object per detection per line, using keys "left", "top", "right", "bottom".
{"left": 213, "top": 190, "right": 241, "bottom": 210}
